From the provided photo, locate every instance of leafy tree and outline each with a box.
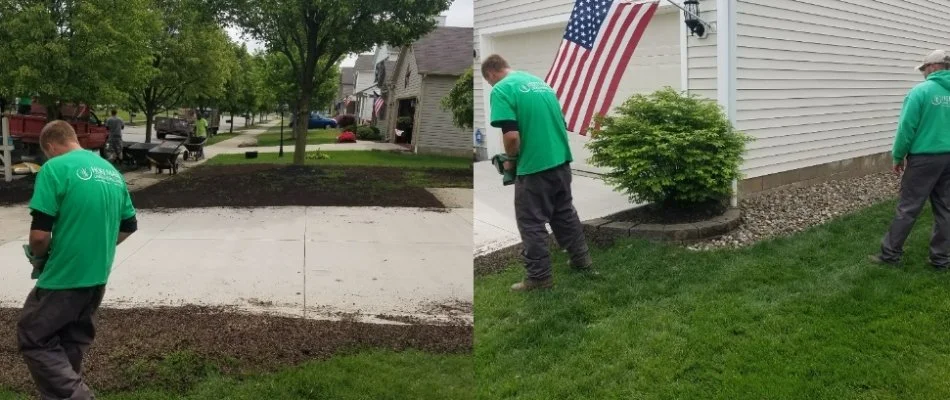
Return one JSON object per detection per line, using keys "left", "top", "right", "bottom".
{"left": 129, "top": 0, "right": 233, "bottom": 142}
{"left": 225, "top": 0, "right": 450, "bottom": 164}
{"left": 442, "top": 67, "right": 473, "bottom": 130}
{"left": 0, "top": 0, "right": 155, "bottom": 120}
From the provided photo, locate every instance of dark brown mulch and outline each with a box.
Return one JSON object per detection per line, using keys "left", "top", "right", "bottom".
{"left": 130, "top": 164, "right": 464, "bottom": 209}
{"left": 0, "top": 175, "right": 35, "bottom": 206}
{"left": 606, "top": 201, "right": 728, "bottom": 224}
{"left": 0, "top": 306, "right": 473, "bottom": 393}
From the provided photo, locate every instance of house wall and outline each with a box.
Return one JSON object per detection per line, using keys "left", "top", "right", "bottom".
{"left": 417, "top": 75, "right": 470, "bottom": 157}
{"left": 732, "top": 0, "right": 941, "bottom": 181}
{"left": 383, "top": 48, "right": 425, "bottom": 142}
{"left": 353, "top": 68, "right": 376, "bottom": 121}
{"left": 474, "top": 0, "right": 682, "bottom": 170}
{"left": 686, "top": 0, "right": 718, "bottom": 101}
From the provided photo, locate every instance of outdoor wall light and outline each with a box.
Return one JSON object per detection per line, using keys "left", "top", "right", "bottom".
{"left": 683, "top": 0, "right": 705, "bottom": 37}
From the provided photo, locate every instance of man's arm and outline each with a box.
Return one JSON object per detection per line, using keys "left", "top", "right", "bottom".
{"left": 28, "top": 210, "right": 54, "bottom": 258}
{"left": 117, "top": 216, "right": 137, "bottom": 245}
{"left": 893, "top": 90, "right": 923, "bottom": 165}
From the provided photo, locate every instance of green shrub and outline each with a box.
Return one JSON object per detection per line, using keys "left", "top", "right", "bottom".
{"left": 356, "top": 125, "right": 382, "bottom": 141}
{"left": 588, "top": 87, "right": 753, "bottom": 209}
{"left": 341, "top": 125, "right": 357, "bottom": 133}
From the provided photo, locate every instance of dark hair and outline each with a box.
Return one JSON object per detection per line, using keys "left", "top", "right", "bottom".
{"left": 481, "top": 54, "right": 510, "bottom": 78}
{"left": 111, "top": 109, "right": 118, "bottom": 116}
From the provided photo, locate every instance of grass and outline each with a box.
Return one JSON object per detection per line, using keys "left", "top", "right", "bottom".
{"left": 0, "top": 350, "right": 473, "bottom": 400}
{"left": 206, "top": 150, "right": 472, "bottom": 170}
{"left": 475, "top": 199, "right": 950, "bottom": 399}
{"left": 256, "top": 126, "right": 340, "bottom": 146}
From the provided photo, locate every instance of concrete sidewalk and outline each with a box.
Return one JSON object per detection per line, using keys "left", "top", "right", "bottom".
{"left": 474, "top": 160, "right": 638, "bottom": 256}
{"left": 0, "top": 206, "right": 473, "bottom": 324}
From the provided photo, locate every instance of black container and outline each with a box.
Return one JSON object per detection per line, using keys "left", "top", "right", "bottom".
{"left": 245, "top": 151, "right": 258, "bottom": 159}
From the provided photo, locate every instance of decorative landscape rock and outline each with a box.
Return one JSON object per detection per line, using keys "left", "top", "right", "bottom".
{"left": 584, "top": 207, "right": 743, "bottom": 245}
{"left": 237, "top": 138, "right": 258, "bottom": 147}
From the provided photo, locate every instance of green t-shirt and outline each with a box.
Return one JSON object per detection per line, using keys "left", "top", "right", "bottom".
{"left": 29, "top": 149, "right": 136, "bottom": 289}
{"left": 489, "top": 70, "right": 573, "bottom": 176}
{"left": 195, "top": 118, "right": 208, "bottom": 137}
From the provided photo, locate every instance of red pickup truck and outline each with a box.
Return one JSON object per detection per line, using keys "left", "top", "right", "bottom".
{"left": 7, "top": 103, "right": 108, "bottom": 160}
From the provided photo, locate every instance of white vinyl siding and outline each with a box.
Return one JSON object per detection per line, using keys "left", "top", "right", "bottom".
{"left": 417, "top": 76, "right": 470, "bottom": 156}
{"left": 685, "top": 0, "right": 718, "bottom": 101}
{"left": 733, "top": 0, "right": 945, "bottom": 178}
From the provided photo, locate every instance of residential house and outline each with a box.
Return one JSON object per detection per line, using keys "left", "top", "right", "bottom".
{"left": 380, "top": 26, "right": 473, "bottom": 157}
{"left": 336, "top": 66, "right": 356, "bottom": 115}
{"left": 475, "top": 0, "right": 946, "bottom": 196}
{"left": 352, "top": 54, "right": 377, "bottom": 122}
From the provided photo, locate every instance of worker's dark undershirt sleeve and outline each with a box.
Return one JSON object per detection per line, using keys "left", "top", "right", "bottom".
{"left": 30, "top": 210, "right": 55, "bottom": 232}
{"left": 498, "top": 120, "right": 519, "bottom": 134}
{"left": 120, "top": 216, "right": 138, "bottom": 233}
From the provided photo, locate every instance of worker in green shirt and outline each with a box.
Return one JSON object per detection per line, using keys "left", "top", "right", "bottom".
{"left": 18, "top": 121, "right": 138, "bottom": 399}
{"left": 482, "top": 54, "right": 592, "bottom": 292}
{"left": 872, "top": 49, "right": 950, "bottom": 269}
{"left": 17, "top": 95, "right": 32, "bottom": 115}
{"left": 195, "top": 113, "right": 208, "bottom": 138}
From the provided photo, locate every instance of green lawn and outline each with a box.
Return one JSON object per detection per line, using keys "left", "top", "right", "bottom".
{"left": 476, "top": 199, "right": 950, "bottom": 399}
{"left": 206, "top": 150, "right": 472, "bottom": 170}
{"left": 0, "top": 350, "right": 472, "bottom": 400}
{"left": 255, "top": 126, "right": 340, "bottom": 146}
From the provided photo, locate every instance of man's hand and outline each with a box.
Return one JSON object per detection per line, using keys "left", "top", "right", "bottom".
{"left": 503, "top": 160, "right": 514, "bottom": 171}
{"left": 893, "top": 160, "right": 905, "bottom": 176}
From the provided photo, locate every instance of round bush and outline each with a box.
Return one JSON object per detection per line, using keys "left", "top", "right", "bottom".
{"left": 588, "top": 87, "right": 752, "bottom": 209}
{"left": 356, "top": 126, "right": 382, "bottom": 141}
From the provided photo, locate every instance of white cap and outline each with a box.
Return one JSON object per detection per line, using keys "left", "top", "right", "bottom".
{"left": 917, "top": 50, "right": 950, "bottom": 71}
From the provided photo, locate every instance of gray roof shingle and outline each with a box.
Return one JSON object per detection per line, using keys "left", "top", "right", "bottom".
{"left": 354, "top": 55, "right": 375, "bottom": 71}
{"left": 413, "top": 27, "right": 473, "bottom": 76}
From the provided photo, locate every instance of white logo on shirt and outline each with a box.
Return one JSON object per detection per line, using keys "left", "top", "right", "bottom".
{"left": 76, "top": 168, "right": 92, "bottom": 181}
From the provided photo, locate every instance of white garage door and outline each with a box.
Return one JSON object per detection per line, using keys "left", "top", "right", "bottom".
{"left": 489, "top": 11, "right": 681, "bottom": 174}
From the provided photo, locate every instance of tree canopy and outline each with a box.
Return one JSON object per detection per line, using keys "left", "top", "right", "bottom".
{"left": 442, "top": 67, "right": 474, "bottom": 130}
{"left": 224, "top": 0, "right": 451, "bottom": 164}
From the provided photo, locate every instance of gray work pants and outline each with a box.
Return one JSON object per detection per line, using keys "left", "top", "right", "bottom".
{"left": 17, "top": 285, "right": 106, "bottom": 400}
{"left": 881, "top": 154, "right": 950, "bottom": 266}
{"left": 514, "top": 163, "right": 591, "bottom": 280}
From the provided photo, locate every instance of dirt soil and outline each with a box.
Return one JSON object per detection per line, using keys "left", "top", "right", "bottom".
{"left": 131, "top": 164, "right": 469, "bottom": 209}
{"left": 0, "top": 175, "right": 35, "bottom": 206}
{"left": 0, "top": 306, "right": 472, "bottom": 393}
{"left": 607, "top": 201, "right": 728, "bottom": 224}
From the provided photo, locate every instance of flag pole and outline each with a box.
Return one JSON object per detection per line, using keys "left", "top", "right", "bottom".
{"left": 655, "top": 0, "right": 716, "bottom": 35}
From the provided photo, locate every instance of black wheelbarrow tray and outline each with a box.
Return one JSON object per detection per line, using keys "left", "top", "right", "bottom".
{"left": 125, "top": 142, "right": 160, "bottom": 167}
{"left": 182, "top": 136, "right": 207, "bottom": 161}
{"left": 146, "top": 141, "right": 184, "bottom": 175}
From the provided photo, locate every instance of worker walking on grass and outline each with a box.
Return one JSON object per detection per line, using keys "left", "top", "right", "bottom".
{"left": 195, "top": 113, "right": 208, "bottom": 139}
{"left": 872, "top": 49, "right": 950, "bottom": 270}
{"left": 105, "top": 109, "right": 124, "bottom": 163}
{"left": 482, "top": 54, "right": 593, "bottom": 292}
{"left": 18, "top": 121, "right": 138, "bottom": 400}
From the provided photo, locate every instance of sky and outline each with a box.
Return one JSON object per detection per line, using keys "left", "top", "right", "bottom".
{"left": 226, "top": 0, "right": 474, "bottom": 67}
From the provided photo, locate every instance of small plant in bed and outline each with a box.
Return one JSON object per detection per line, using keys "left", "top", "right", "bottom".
{"left": 588, "top": 87, "right": 752, "bottom": 220}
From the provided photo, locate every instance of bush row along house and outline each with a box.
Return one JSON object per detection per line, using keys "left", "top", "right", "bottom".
{"left": 474, "top": 0, "right": 947, "bottom": 196}
{"left": 336, "top": 19, "right": 473, "bottom": 157}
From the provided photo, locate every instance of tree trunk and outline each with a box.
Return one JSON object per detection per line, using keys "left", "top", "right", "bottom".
{"left": 293, "top": 97, "right": 310, "bottom": 165}
{"left": 145, "top": 111, "right": 155, "bottom": 143}
{"left": 229, "top": 111, "right": 234, "bottom": 134}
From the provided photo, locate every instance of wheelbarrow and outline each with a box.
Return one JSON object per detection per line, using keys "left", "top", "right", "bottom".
{"left": 125, "top": 142, "right": 160, "bottom": 168}
{"left": 182, "top": 136, "right": 207, "bottom": 161}
{"left": 146, "top": 141, "right": 184, "bottom": 175}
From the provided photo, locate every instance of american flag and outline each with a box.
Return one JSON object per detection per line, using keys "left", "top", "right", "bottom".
{"left": 545, "top": 0, "right": 659, "bottom": 135}
{"left": 373, "top": 96, "right": 385, "bottom": 118}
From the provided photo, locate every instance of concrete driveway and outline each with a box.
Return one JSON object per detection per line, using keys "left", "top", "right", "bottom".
{"left": 474, "top": 160, "right": 638, "bottom": 256}
{"left": 0, "top": 206, "right": 473, "bottom": 324}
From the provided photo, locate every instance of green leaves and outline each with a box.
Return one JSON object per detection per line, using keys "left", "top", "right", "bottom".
{"left": 588, "top": 87, "right": 754, "bottom": 208}
{"left": 442, "top": 67, "right": 474, "bottom": 130}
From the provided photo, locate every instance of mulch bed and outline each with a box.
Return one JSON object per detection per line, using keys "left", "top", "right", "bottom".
{"left": 606, "top": 201, "right": 728, "bottom": 224}
{"left": 0, "top": 306, "right": 473, "bottom": 393}
{"left": 131, "top": 164, "right": 469, "bottom": 209}
{"left": 0, "top": 175, "right": 35, "bottom": 206}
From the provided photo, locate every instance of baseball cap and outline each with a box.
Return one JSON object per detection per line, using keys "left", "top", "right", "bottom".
{"left": 917, "top": 50, "right": 950, "bottom": 71}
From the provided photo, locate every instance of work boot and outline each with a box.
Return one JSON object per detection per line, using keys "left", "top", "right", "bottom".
{"left": 868, "top": 254, "right": 900, "bottom": 267}
{"left": 510, "top": 277, "right": 553, "bottom": 292}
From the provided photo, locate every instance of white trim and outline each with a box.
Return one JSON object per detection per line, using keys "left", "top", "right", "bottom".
{"left": 1, "top": 116, "right": 11, "bottom": 183}
{"left": 478, "top": 33, "right": 501, "bottom": 158}
{"left": 679, "top": 8, "right": 688, "bottom": 91}
{"left": 717, "top": 0, "right": 738, "bottom": 206}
